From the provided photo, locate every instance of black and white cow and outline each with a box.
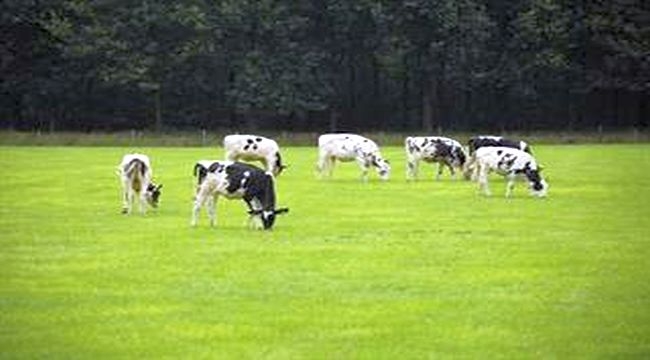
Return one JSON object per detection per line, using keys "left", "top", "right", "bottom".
{"left": 465, "top": 135, "right": 532, "bottom": 179}
{"left": 223, "top": 134, "right": 286, "bottom": 177}
{"left": 472, "top": 146, "right": 548, "bottom": 198}
{"left": 191, "top": 161, "right": 289, "bottom": 230}
{"left": 405, "top": 136, "right": 467, "bottom": 180}
{"left": 117, "top": 153, "right": 162, "bottom": 214}
{"left": 317, "top": 133, "right": 391, "bottom": 181}
{"left": 468, "top": 135, "right": 531, "bottom": 155}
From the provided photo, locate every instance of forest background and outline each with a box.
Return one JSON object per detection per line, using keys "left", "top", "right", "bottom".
{"left": 1, "top": 0, "right": 648, "bottom": 134}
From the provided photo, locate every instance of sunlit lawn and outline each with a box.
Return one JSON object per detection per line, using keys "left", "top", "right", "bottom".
{"left": 1, "top": 144, "right": 649, "bottom": 358}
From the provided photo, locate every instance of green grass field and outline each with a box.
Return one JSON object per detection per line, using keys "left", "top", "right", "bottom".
{"left": 1, "top": 145, "right": 649, "bottom": 358}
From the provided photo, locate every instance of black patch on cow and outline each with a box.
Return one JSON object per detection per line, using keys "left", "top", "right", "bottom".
{"left": 454, "top": 148, "right": 467, "bottom": 166}
{"left": 256, "top": 137, "right": 263, "bottom": 142}
{"left": 497, "top": 150, "right": 503, "bottom": 155}
{"left": 247, "top": 138, "right": 254, "bottom": 144}
{"left": 252, "top": 144, "right": 258, "bottom": 151}
{"left": 406, "top": 138, "right": 420, "bottom": 153}
{"left": 194, "top": 163, "right": 209, "bottom": 185}
{"left": 207, "top": 162, "right": 221, "bottom": 173}
{"left": 225, "top": 163, "right": 276, "bottom": 208}
{"left": 498, "top": 154, "right": 517, "bottom": 169}
{"left": 469, "top": 136, "right": 530, "bottom": 154}
{"left": 243, "top": 144, "right": 250, "bottom": 151}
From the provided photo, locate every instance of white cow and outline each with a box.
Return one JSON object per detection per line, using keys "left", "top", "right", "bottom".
{"left": 472, "top": 146, "right": 548, "bottom": 198}
{"left": 117, "top": 153, "right": 162, "bottom": 214}
{"left": 317, "top": 133, "right": 391, "bottom": 181}
{"left": 223, "top": 134, "right": 286, "bottom": 177}
{"left": 405, "top": 136, "right": 467, "bottom": 180}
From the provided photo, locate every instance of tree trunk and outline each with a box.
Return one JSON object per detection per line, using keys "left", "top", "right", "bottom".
{"left": 422, "top": 75, "right": 435, "bottom": 132}
{"left": 154, "top": 89, "right": 162, "bottom": 132}
{"left": 329, "top": 108, "right": 339, "bottom": 132}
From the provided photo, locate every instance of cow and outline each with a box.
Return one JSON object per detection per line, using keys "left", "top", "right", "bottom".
{"left": 467, "top": 135, "right": 531, "bottom": 155}
{"left": 405, "top": 136, "right": 467, "bottom": 180}
{"left": 465, "top": 135, "right": 532, "bottom": 179}
{"left": 316, "top": 133, "right": 391, "bottom": 181}
{"left": 472, "top": 146, "right": 548, "bottom": 198}
{"left": 117, "top": 153, "right": 162, "bottom": 214}
{"left": 223, "top": 134, "right": 286, "bottom": 177}
{"left": 191, "top": 161, "right": 289, "bottom": 230}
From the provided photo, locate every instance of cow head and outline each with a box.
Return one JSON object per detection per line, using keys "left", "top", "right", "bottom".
{"left": 372, "top": 155, "right": 391, "bottom": 180}
{"left": 524, "top": 167, "right": 548, "bottom": 197}
{"left": 248, "top": 208, "right": 289, "bottom": 230}
{"left": 145, "top": 183, "right": 163, "bottom": 207}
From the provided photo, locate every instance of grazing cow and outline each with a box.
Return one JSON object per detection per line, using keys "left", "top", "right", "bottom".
{"left": 465, "top": 136, "right": 532, "bottom": 179}
{"left": 468, "top": 135, "right": 531, "bottom": 154}
{"left": 405, "top": 136, "right": 467, "bottom": 180}
{"left": 117, "top": 153, "right": 162, "bottom": 214}
{"left": 191, "top": 161, "right": 289, "bottom": 230}
{"left": 317, "top": 133, "right": 391, "bottom": 181}
{"left": 472, "top": 146, "right": 548, "bottom": 198}
{"left": 223, "top": 134, "right": 286, "bottom": 177}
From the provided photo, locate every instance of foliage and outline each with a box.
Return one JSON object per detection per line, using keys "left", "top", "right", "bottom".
{"left": 1, "top": 0, "right": 648, "bottom": 131}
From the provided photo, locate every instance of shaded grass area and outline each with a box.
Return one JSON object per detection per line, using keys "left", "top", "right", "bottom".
{"left": 0, "top": 145, "right": 649, "bottom": 358}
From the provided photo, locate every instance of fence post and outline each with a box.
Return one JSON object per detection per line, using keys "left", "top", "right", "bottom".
{"left": 201, "top": 128, "right": 207, "bottom": 147}
{"left": 597, "top": 124, "right": 603, "bottom": 142}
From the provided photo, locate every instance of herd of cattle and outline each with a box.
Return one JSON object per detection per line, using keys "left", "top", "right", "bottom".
{"left": 117, "top": 134, "right": 548, "bottom": 230}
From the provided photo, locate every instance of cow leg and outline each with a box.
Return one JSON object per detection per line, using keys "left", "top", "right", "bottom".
{"left": 436, "top": 162, "right": 443, "bottom": 181}
{"left": 139, "top": 184, "right": 148, "bottom": 215}
{"left": 478, "top": 164, "right": 491, "bottom": 196}
{"left": 121, "top": 182, "right": 131, "bottom": 214}
{"left": 505, "top": 174, "right": 516, "bottom": 198}
{"left": 471, "top": 160, "right": 481, "bottom": 182}
{"left": 464, "top": 156, "right": 476, "bottom": 181}
{"left": 406, "top": 159, "right": 418, "bottom": 180}
{"left": 207, "top": 195, "right": 217, "bottom": 226}
{"left": 316, "top": 151, "right": 329, "bottom": 178}
{"left": 245, "top": 198, "right": 263, "bottom": 229}
{"left": 356, "top": 158, "right": 369, "bottom": 182}
{"left": 191, "top": 184, "right": 212, "bottom": 226}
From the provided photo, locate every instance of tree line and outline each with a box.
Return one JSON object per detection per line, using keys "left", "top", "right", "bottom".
{"left": 1, "top": 0, "right": 648, "bottom": 133}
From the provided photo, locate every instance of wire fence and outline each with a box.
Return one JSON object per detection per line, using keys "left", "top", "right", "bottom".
{"left": 0, "top": 128, "right": 647, "bottom": 147}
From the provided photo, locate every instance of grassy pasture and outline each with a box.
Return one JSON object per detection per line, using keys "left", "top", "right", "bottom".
{"left": 0, "top": 145, "right": 649, "bottom": 358}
